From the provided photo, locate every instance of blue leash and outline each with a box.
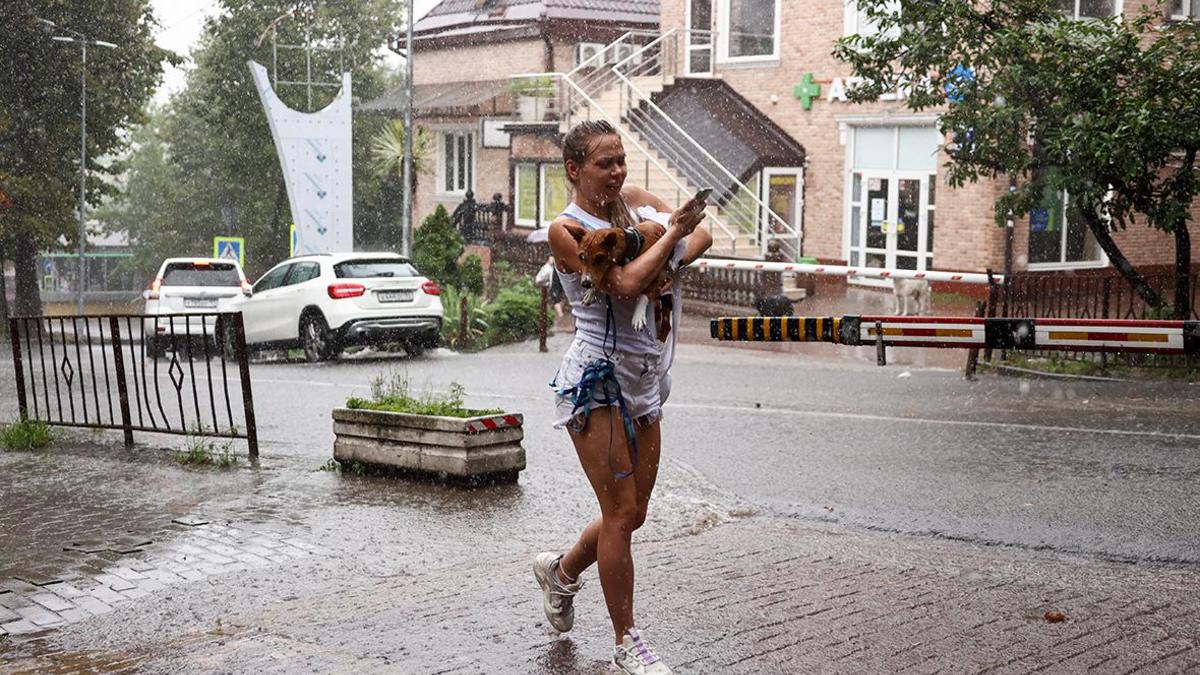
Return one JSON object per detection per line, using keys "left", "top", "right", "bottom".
{"left": 552, "top": 297, "right": 640, "bottom": 479}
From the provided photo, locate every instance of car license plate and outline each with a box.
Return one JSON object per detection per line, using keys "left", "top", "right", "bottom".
{"left": 377, "top": 290, "right": 414, "bottom": 303}
{"left": 184, "top": 298, "right": 217, "bottom": 309}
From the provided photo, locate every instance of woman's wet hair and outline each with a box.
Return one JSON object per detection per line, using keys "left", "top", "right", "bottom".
{"left": 562, "top": 121, "right": 636, "bottom": 230}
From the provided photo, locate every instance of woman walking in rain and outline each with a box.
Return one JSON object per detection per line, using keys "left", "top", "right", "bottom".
{"left": 533, "top": 120, "right": 712, "bottom": 675}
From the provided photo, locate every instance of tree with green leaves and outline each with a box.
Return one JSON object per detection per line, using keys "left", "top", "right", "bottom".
{"left": 413, "top": 205, "right": 465, "bottom": 290}
{"left": 0, "top": 1, "right": 176, "bottom": 315}
{"left": 105, "top": 0, "right": 403, "bottom": 282}
{"left": 835, "top": 0, "right": 1200, "bottom": 318}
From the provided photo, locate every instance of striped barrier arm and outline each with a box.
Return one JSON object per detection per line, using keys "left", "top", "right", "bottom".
{"left": 711, "top": 316, "right": 1200, "bottom": 355}
{"left": 692, "top": 259, "right": 1001, "bottom": 285}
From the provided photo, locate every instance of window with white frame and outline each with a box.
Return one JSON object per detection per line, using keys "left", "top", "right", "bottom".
{"left": 541, "top": 164, "right": 570, "bottom": 225}
{"left": 843, "top": 0, "right": 900, "bottom": 37}
{"left": 511, "top": 162, "right": 571, "bottom": 228}
{"left": 440, "top": 130, "right": 474, "bottom": 195}
{"left": 1055, "top": 0, "right": 1120, "bottom": 18}
{"left": 514, "top": 163, "right": 538, "bottom": 226}
{"left": 718, "top": 0, "right": 780, "bottom": 61}
{"left": 1170, "top": 0, "right": 1199, "bottom": 19}
{"left": 1028, "top": 188, "right": 1104, "bottom": 267}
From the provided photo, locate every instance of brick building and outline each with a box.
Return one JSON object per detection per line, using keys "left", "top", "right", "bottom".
{"left": 369, "top": 0, "right": 1198, "bottom": 286}
{"left": 656, "top": 0, "right": 1199, "bottom": 279}
{"left": 361, "top": 0, "right": 661, "bottom": 231}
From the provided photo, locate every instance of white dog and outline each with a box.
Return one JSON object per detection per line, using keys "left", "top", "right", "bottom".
{"left": 892, "top": 278, "right": 931, "bottom": 316}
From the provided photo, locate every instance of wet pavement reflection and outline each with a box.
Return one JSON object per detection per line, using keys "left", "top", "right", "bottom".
{"left": 0, "top": 325, "right": 1198, "bottom": 671}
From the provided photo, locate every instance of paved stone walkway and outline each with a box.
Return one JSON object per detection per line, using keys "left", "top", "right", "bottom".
{"left": 3, "top": 516, "right": 1196, "bottom": 674}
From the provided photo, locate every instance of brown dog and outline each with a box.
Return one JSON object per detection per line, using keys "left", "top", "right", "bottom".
{"left": 565, "top": 221, "right": 673, "bottom": 342}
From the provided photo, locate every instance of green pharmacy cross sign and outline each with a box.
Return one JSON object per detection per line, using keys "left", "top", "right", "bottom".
{"left": 794, "top": 73, "right": 821, "bottom": 110}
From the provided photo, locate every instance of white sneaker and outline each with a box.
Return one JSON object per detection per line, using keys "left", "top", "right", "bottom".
{"left": 612, "top": 628, "right": 673, "bottom": 674}
{"left": 533, "top": 552, "right": 584, "bottom": 632}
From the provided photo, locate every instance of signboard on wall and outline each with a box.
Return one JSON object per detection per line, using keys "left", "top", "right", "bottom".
{"left": 248, "top": 61, "right": 353, "bottom": 257}
{"left": 481, "top": 119, "right": 512, "bottom": 149}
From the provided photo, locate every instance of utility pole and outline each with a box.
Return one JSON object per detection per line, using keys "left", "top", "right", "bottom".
{"left": 401, "top": 0, "right": 415, "bottom": 258}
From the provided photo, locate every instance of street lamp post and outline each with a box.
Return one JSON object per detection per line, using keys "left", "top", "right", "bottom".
{"left": 37, "top": 18, "right": 118, "bottom": 315}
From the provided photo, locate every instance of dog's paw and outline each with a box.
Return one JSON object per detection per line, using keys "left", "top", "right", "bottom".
{"left": 632, "top": 295, "right": 649, "bottom": 331}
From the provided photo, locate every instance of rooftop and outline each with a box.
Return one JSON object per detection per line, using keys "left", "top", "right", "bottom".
{"left": 415, "top": 0, "right": 659, "bottom": 38}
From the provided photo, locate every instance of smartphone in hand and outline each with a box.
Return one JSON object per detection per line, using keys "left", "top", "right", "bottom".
{"left": 693, "top": 187, "right": 714, "bottom": 204}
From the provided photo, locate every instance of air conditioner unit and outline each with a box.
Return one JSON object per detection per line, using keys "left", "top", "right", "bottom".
{"left": 575, "top": 42, "right": 605, "bottom": 68}
{"left": 610, "top": 42, "right": 642, "bottom": 67}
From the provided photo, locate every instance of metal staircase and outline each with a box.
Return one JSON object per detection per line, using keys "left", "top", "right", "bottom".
{"left": 517, "top": 30, "right": 801, "bottom": 260}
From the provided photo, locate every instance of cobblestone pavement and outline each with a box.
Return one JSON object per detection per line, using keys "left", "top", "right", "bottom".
{"left": 2, "top": 518, "right": 1197, "bottom": 674}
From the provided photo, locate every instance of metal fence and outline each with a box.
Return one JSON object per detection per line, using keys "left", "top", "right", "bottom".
{"left": 489, "top": 231, "right": 775, "bottom": 312}
{"left": 1004, "top": 270, "right": 1200, "bottom": 371}
{"left": 1006, "top": 271, "right": 1200, "bottom": 321}
{"left": 452, "top": 192, "right": 509, "bottom": 246}
{"left": 8, "top": 312, "right": 258, "bottom": 457}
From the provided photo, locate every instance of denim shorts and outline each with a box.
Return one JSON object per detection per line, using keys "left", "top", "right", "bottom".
{"left": 552, "top": 338, "right": 671, "bottom": 431}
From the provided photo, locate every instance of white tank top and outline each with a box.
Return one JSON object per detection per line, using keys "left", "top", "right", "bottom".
{"left": 555, "top": 202, "right": 662, "bottom": 355}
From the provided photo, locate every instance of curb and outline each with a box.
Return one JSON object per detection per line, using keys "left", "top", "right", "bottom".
{"left": 984, "top": 363, "right": 1132, "bottom": 383}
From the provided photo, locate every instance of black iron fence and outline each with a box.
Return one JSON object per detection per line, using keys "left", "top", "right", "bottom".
{"left": 1006, "top": 271, "right": 1200, "bottom": 321}
{"left": 8, "top": 312, "right": 258, "bottom": 457}
{"left": 452, "top": 192, "right": 509, "bottom": 246}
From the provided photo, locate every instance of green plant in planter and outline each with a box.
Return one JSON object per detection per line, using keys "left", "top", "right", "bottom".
{"left": 509, "top": 75, "right": 556, "bottom": 98}
{"left": 346, "top": 371, "right": 503, "bottom": 418}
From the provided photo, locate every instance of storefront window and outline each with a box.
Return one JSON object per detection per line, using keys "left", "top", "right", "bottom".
{"left": 720, "top": 0, "right": 779, "bottom": 60}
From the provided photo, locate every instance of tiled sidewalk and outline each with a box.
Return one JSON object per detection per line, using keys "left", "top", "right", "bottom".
{"left": 5, "top": 517, "right": 1196, "bottom": 674}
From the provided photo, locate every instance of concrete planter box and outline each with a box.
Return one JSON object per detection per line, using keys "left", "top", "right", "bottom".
{"left": 332, "top": 407, "right": 525, "bottom": 483}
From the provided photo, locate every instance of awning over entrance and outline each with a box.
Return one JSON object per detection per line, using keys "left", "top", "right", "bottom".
{"left": 358, "top": 79, "right": 511, "bottom": 116}
{"left": 632, "top": 78, "right": 806, "bottom": 204}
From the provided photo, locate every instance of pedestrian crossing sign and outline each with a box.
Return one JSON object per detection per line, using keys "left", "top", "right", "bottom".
{"left": 213, "top": 236, "right": 245, "bottom": 267}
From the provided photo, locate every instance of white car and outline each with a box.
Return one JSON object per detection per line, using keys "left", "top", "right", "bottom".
{"left": 142, "top": 257, "right": 251, "bottom": 359}
{"left": 227, "top": 252, "right": 443, "bottom": 362}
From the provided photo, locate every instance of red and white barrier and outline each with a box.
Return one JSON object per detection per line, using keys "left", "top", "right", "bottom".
{"left": 692, "top": 258, "right": 1000, "bottom": 285}
{"left": 464, "top": 414, "right": 523, "bottom": 435}
{"left": 711, "top": 315, "right": 1200, "bottom": 355}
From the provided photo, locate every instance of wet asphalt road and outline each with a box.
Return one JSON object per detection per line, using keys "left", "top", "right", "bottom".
{"left": 3, "top": 330, "right": 1200, "bottom": 672}
{"left": 2, "top": 330, "right": 1198, "bottom": 573}
{"left": 230, "top": 333, "right": 1200, "bottom": 567}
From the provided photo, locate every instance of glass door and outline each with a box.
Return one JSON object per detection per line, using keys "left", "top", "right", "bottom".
{"left": 849, "top": 172, "right": 934, "bottom": 271}
{"left": 686, "top": 0, "right": 714, "bottom": 75}
{"left": 761, "top": 168, "right": 803, "bottom": 258}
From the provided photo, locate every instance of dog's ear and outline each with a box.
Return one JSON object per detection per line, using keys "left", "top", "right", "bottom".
{"left": 562, "top": 222, "right": 587, "bottom": 243}
{"left": 602, "top": 230, "right": 619, "bottom": 248}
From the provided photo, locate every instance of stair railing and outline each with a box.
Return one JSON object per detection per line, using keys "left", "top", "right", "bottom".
{"left": 611, "top": 29, "right": 802, "bottom": 259}
{"left": 510, "top": 66, "right": 743, "bottom": 251}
